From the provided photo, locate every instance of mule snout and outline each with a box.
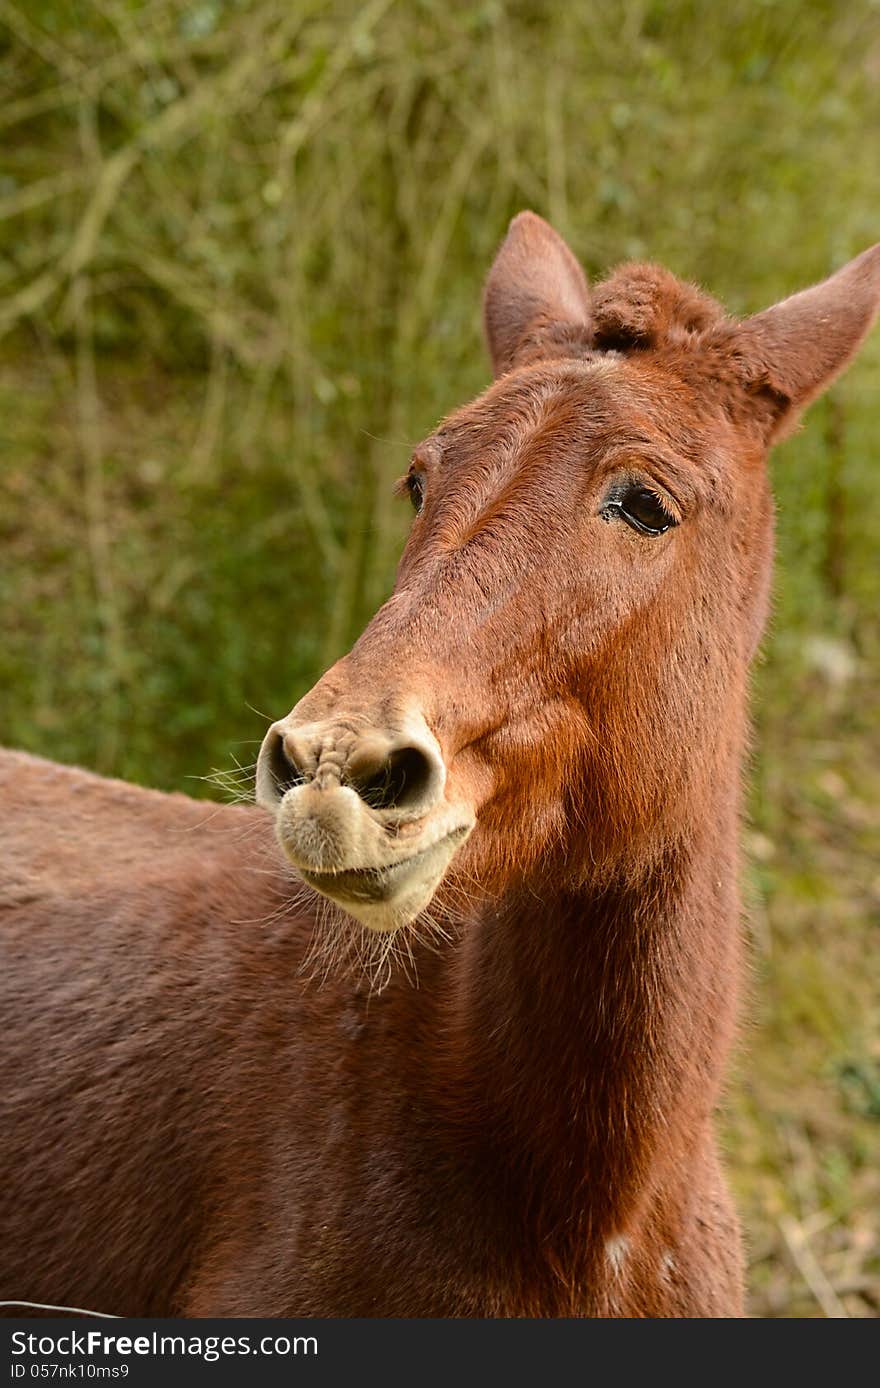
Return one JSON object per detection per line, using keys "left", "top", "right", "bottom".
{"left": 258, "top": 718, "right": 445, "bottom": 818}
{"left": 256, "top": 710, "right": 472, "bottom": 931}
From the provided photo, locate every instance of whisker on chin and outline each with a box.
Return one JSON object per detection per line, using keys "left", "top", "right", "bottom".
{"left": 292, "top": 860, "right": 474, "bottom": 995}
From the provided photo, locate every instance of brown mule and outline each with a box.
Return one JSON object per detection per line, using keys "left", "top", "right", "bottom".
{"left": 2, "top": 213, "right": 878, "bottom": 1317}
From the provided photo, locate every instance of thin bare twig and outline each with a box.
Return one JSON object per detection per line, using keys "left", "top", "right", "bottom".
{"left": 778, "top": 1216, "right": 850, "bottom": 1319}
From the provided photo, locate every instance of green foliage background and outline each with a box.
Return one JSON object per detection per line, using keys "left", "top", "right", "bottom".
{"left": 1, "top": 0, "right": 878, "bottom": 1315}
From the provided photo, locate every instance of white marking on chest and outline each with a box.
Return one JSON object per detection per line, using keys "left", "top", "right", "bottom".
{"left": 605, "top": 1236, "right": 629, "bottom": 1276}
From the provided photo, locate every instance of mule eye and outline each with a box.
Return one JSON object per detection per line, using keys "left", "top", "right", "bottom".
{"left": 406, "top": 471, "right": 425, "bottom": 514}
{"left": 604, "top": 485, "right": 676, "bottom": 536}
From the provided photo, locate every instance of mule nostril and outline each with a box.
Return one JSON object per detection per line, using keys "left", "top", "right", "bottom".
{"left": 265, "top": 729, "right": 305, "bottom": 798}
{"left": 348, "top": 744, "right": 437, "bottom": 813}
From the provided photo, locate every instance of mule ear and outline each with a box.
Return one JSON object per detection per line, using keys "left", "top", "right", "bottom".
{"left": 735, "top": 244, "right": 880, "bottom": 440}
{"left": 483, "top": 211, "right": 591, "bottom": 376}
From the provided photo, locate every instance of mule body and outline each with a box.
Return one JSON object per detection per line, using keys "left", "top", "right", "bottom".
{"left": 0, "top": 749, "right": 740, "bottom": 1316}
{"left": 2, "top": 215, "right": 879, "bottom": 1316}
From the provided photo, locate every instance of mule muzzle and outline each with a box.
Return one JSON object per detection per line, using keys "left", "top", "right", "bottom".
{"left": 255, "top": 710, "right": 473, "bottom": 930}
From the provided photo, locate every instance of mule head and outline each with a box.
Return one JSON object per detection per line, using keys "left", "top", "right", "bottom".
{"left": 257, "top": 213, "right": 880, "bottom": 932}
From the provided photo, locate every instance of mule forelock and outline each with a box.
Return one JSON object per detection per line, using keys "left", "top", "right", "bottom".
{"left": 591, "top": 263, "right": 727, "bottom": 352}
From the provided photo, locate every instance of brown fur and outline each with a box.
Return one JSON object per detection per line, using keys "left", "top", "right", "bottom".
{"left": 2, "top": 212, "right": 879, "bottom": 1317}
